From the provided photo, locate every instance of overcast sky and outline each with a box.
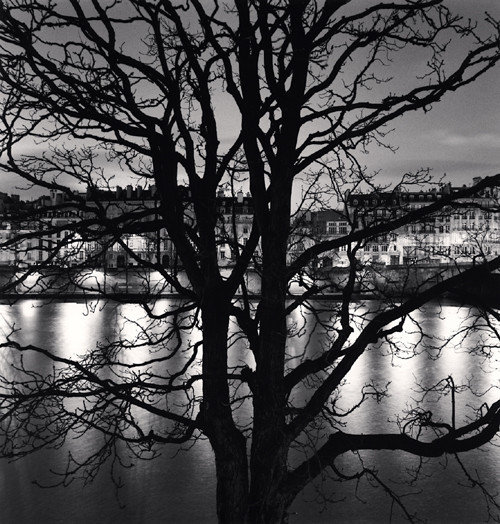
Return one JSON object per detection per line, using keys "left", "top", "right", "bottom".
{"left": 3, "top": 0, "right": 500, "bottom": 196}
{"left": 367, "top": 0, "right": 500, "bottom": 187}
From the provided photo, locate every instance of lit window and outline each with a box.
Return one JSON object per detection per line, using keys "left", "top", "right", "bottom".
{"left": 338, "top": 222, "right": 348, "bottom": 234}
{"left": 326, "top": 221, "right": 337, "bottom": 234}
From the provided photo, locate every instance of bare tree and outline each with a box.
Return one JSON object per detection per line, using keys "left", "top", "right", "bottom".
{"left": 1, "top": 1, "right": 500, "bottom": 522}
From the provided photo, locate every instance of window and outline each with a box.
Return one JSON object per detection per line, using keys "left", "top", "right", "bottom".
{"left": 326, "top": 221, "right": 337, "bottom": 234}
{"left": 338, "top": 222, "right": 348, "bottom": 234}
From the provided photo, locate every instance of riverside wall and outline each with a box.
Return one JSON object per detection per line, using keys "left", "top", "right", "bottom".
{"left": 323, "top": 263, "right": 500, "bottom": 303}
{"left": 0, "top": 264, "right": 496, "bottom": 302}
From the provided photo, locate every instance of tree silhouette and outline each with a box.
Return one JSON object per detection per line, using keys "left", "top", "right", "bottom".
{"left": 0, "top": 1, "right": 500, "bottom": 522}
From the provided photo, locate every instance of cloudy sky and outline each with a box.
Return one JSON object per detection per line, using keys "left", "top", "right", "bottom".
{"left": 2, "top": 0, "right": 500, "bottom": 196}
{"left": 367, "top": 0, "right": 500, "bottom": 187}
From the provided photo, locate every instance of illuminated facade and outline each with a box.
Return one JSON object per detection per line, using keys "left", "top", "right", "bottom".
{"left": 0, "top": 178, "right": 497, "bottom": 272}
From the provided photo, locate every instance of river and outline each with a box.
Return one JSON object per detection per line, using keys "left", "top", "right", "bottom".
{"left": 0, "top": 299, "right": 499, "bottom": 523}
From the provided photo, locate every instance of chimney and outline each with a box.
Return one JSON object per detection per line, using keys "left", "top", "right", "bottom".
{"left": 441, "top": 182, "right": 451, "bottom": 195}
{"left": 137, "top": 185, "right": 142, "bottom": 198}
{"left": 126, "top": 185, "right": 133, "bottom": 199}
{"left": 116, "top": 186, "right": 122, "bottom": 199}
{"left": 237, "top": 190, "right": 244, "bottom": 203}
{"left": 217, "top": 189, "right": 225, "bottom": 198}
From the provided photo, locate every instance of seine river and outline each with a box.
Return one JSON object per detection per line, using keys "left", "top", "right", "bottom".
{"left": 0, "top": 298, "right": 499, "bottom": 524}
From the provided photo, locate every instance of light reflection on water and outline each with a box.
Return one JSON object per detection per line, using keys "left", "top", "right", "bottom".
{"left": 291, "top": 301, "right": 500, "bottom": 523}
{"left": 0, "top": 299, "right": 498, "bottom": 523}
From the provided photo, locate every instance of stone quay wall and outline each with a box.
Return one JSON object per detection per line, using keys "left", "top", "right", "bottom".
{"left": 0, "top": 264, "right": 495, "bottom": 302}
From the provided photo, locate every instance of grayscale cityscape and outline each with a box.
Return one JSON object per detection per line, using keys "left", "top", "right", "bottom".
{"left": 0, "top": 2, "right": 500, "bottom": 524}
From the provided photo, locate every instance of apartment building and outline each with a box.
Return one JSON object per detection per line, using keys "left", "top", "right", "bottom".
{"left": 345, "top": 178, "right": 500, "bottom": 267}
{"left": 216, "top": 189, "right": 256, "bottom": 265}
{"left": 0, "top": 178, "right": 497, "bottom": 272}
{"left": 84, "top": 184, "right": 175, "bottom": 269}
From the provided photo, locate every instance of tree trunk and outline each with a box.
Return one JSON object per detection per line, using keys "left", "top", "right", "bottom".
{"left": 212, "top": 427, "right": 249, "bottom": 524}
{"left": 247, "top": 180, "right": 293, "bottom": 523}
{"left": 200, "top": 289, "right": 249, "bottom": 523}
{"left": 247, "top": 292, "right": 289, "bottom": 523}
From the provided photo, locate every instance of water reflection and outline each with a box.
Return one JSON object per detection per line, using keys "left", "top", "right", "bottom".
{"left": 0, "top": 299, "right": 499, "bottom": 523}
{"left": 291, "top": 300, "right": 500, "bottom": 523}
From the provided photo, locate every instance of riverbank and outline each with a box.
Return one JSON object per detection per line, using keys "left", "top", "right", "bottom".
{"left": 0, "top": 264, "right": 496, "bottom": 306}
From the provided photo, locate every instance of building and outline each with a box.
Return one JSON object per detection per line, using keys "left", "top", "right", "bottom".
{"left": 215, "top": 190, "right": 256, "bottom": 265}
{"left": 0, "top": 177, "right": 497, "bottom": 273}
{"left": 82, "top": 184, "right": 175, "bottom": 269}
{"left": 346, "top": 178, "right": 500, "bottom": 266}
